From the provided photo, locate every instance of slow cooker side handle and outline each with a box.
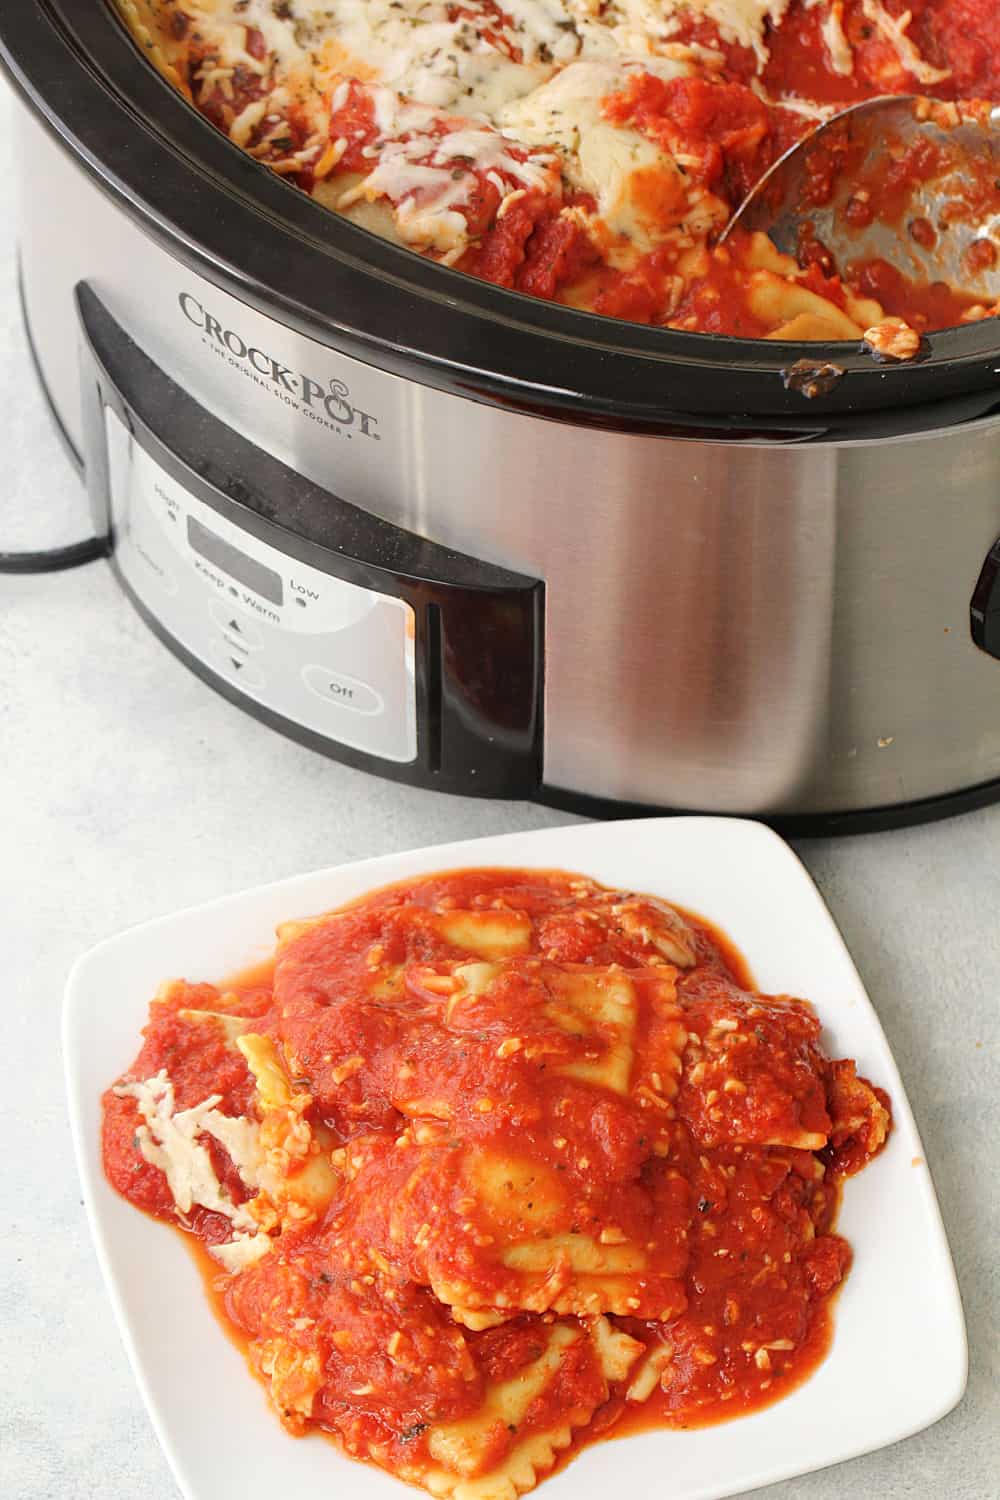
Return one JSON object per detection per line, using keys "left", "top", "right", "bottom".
{"left": 971, "top": 538, "right": 1000, "bottom": 658}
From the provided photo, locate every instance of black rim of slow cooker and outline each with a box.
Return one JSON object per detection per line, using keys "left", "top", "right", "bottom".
{"left": 5, "top": 0, "right": 1000, "bottom": 436}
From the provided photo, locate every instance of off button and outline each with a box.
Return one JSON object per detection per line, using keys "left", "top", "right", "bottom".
{"left": 302, "top": 664, "right": 384, "bottom": 716}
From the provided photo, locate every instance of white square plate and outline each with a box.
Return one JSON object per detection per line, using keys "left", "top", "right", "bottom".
{"left": 64, "top": 816, "right": 967, "bottom": 1500}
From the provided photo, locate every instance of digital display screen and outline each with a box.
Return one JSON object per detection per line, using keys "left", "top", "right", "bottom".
{"left": 187, "top": 515, "right": 284, "bottom": 606}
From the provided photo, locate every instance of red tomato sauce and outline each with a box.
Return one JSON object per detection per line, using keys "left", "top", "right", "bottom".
{"left": 102, "top": 868, "right": 891, "bottom": 1495}
{"left": 157, "top": 1, "right": 1000, "bottom": 336}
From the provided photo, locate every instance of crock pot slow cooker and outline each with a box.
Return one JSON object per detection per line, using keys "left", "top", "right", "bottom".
{"left": 7, "top": 0, "right": 1000, "bottom": 833}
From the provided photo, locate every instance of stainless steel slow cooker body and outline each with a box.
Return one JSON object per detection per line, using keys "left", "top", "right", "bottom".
{"left": 7, "top": 0, "right": 1000, "bottom": 831}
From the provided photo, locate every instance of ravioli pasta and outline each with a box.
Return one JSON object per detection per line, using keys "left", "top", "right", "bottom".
{"left": 114, "top": 0, "right": 1000, "bottom": 343}
{"left": 102, "top": 867, "right": 890, "bottom": 1497}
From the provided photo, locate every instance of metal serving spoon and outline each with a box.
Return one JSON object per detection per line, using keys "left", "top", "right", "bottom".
{"left": 724, "top": 95, "right": 1000, "bottom": 304}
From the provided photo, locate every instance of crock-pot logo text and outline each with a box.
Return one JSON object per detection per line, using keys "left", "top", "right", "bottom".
{"left": 179, "top": 294, "right": 379, "bottom": 440}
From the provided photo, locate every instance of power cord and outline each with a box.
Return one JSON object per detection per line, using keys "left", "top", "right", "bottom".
{"left": 4, "top": 259, "right": 109, "bottom": 573}
{"left": 0, "top": 535, "right": 108, "bottom": 573}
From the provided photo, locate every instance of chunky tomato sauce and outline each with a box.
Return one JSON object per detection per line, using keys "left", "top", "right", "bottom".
{"left": 103, "top": 868, "right": 890, "bottom": 1497}
{"left": 121, "top": 0, "right": 1000, "bottom": 345}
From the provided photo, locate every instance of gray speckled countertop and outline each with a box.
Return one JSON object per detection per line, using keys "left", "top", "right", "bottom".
{"left": 1, "top": 81, "right": 997, "bottom": 1500}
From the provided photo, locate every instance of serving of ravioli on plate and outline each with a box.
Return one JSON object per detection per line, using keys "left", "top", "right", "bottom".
{"left": 99, "top": 862, "right": 892, "bottom": 1500}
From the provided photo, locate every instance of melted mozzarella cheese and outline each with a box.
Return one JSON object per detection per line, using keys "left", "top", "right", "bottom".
{"left": 184, "top": 0, "right": 720, "bottom": 118}
{"left": 128, "top": 0, "right": 940, "bottom": 321}
{"left": 151, "top": 0, "right": 746, "bottom": 264}
{"left": 487, "top": 0, "right": 582, "bottom": 65}
{"left": 115, "top": 1070, "right": 273, "bottom": 1269}
{"left": 186, "top": 0, "right": 306, "bottom": 74}
{"left": 655, "top": 0, "right": 793, "bottom": 64}
{"left": 335, "top": 94, "right": 561, "bottom": 255}
{"left": 185, "top": 0, "right": 556, "bottom": 117}
{"left": 500, "top": 60, "right": 704, "bottom": 251}
{"left": 322, "top": 0, "right": 553, "bottom": 118}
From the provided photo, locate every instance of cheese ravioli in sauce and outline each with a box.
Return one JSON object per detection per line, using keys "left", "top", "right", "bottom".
{"left": 102, "top": 866, "right": 890, "bottom": 1498}
{"left": 116, "top": 0, "right": 1000, "bottom": 344}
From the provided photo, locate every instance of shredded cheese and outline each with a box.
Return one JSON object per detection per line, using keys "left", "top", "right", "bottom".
{"left": 860, "top": 0, "right": 951, "bottom": 86}
{"left": 336, "top": 95, "right": 561, "bottom": 255}
{"left": 660, "top": 1, "right": 792, "bottom": 65}
{"left": 819, "top": 0, "right": 854, "bottom": 76}
{"left": 116, "top": 0, "right": 966, "bottom": 342}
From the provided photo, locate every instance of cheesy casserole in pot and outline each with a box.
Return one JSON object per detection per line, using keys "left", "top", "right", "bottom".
{"left": 114, "top": 0, "right": 1000, "bottom": 344}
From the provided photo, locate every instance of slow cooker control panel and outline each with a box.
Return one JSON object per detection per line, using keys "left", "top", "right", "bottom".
{"left": 105, "top": 409, "right": 417, "bottom": 763}
{"left": 77, "top": 284, "right": 542, "bottom": 798}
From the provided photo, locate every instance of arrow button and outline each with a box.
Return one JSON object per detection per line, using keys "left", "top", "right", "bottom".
{"left": 209, "top": 598, "right": 263, "bottom": 649}
{"left": 209, "top": 639, "right": 263, "bottom": 689}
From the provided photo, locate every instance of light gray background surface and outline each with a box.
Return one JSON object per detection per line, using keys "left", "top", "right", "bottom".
{"left": 1, "top": 82, "right": 996, "bottom": 1500}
